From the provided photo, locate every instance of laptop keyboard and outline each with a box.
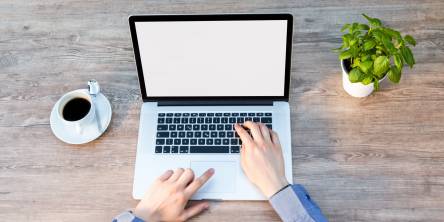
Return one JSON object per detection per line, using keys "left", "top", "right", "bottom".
{"left": 155, "top": 112, "right": 272, "bottom": 154}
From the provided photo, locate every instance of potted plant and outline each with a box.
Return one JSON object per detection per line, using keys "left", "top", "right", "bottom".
{"left": 335, "top": 14, "right": 417, "bottom": 97}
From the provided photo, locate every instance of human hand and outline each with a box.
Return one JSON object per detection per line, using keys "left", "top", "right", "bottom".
{"left": 234, "top": 122, "right": 289, "bottom": 198}
{"left": 134, "top": 168, "right": 214, "bottom": 222}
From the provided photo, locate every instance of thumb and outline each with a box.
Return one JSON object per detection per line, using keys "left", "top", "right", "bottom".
{"left": 180, "top": 201, "right": 209, "bottom": 221}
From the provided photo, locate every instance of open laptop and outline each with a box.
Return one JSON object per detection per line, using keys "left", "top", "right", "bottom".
{"left": 129, "top": 14, "right": 293, "bottom": 200}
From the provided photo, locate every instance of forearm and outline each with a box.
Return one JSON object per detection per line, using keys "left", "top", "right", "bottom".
{"left": 269, "top": 184, "right": 328, "bottom": 222}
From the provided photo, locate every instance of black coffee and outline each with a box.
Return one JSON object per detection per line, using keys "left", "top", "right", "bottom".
{"left": 62, "top": 98, "right": 91, "bottom": 121}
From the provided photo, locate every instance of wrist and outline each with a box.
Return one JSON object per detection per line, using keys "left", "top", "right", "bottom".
{"left": 134, "top": 206, "right": 158, "bottom": 222}
{"left": 264, "top": 177, "right": 289, "bottom": 198}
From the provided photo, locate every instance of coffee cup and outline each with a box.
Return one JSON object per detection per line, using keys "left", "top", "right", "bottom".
{"left": 57, "top": 90, "right": 98, "bottom": 134}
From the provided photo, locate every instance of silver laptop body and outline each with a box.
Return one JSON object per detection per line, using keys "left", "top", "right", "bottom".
{"left": 129, "top": 14, "right": 293, "bottom": 200}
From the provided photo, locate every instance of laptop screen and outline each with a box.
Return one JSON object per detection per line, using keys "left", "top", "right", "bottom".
{"left": 132, "top": 18, "right": 290, "bottom": 98}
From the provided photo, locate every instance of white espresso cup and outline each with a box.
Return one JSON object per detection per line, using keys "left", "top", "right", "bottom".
{"left": 57, "top": 90, "right": 97, "bottom": 134}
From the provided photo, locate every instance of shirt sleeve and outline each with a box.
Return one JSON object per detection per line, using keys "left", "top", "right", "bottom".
{"left": 112, "top": 211, "right": 145, "bottom": 222}
{"left": 269, "top": 184, "right": 328, "bottom": 222}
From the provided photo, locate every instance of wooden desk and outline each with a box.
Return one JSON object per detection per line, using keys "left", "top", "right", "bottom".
{"left": 1, "top": 0, "right": 443, "bottom": 221}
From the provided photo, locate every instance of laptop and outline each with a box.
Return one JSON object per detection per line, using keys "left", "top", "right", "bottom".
{"left": 129, "top": 14, "right": 293, "bottom": 200}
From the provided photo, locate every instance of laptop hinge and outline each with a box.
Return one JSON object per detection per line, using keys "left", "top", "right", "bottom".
{"left": 157, "top": 100, "right": 273, "bottom": 106}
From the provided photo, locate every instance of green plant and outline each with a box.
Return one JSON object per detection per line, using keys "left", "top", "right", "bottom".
{"left": 335, "top": 14, "right": 416, "bottom": 90}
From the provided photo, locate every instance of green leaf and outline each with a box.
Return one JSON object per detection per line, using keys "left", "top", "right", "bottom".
{"left": 363, "top": 40, "right": 376, "bottom": 51}
{"left": 394, "top": 54, "right": 403, "bottom": 69}
{"left": 382, "top": 27, "right": 402, "bottom": 41}
{"left": 400, "top": 46, "right": 415, "bottom": 68}
{"left": 358, "top": 24, "right": 370, "bottom": 30}
{"left": 339, "top": 50, "right": 352, "bottom": 60}
{"left": 387, "top": 66, "right": 401, "bottom": 83}
{"left": 341, "top": 24, "right": 351, "bottom": 32}
{"left": 404, "top": 35, "right": 416, "bottom": 46}
{"left": 374, "top": 77, "right": 380, "bottom": 91}
{"left": 362, "top": 14, "right": 382, "bottom": 27}
{"left": 349, "top": 68, "right": 362, "bottom": 83}
{"left": 382, "top": 36, "right": 396, "bottom": 53}
{"left": 373, "top": 56, "right": 390, "bottom": 77}
{"left": 359, "top": 60, "right": 373, "bottom": 73}
{"left": 362, "top": 75, "right": 373, "bottom": 85}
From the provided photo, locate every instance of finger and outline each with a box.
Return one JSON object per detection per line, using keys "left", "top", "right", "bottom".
{"left": 184, "top": 168, "right": 215, "bottom": 197}
{"left": 177, "top": 168, "right": 195, "bottom": 187}
{"left": 234, "top": 123, "right": 253, "bottom": 145}
{"left": 270, "top": 130, "right": 281, "bottom": 146}
{"left": 259, "top": 123, "right": 272, "bottom": 143}
{"left": 157, "top": 170, "right": 173, "bottom": 182}
{"left": 180, "top": 201, "right": 209, "bottom": 221}
{"left": 168, "top": 168, "right": 185, "bottom": 182}
{"left": 242, "top": 121, "right": 263, "bottom": 143}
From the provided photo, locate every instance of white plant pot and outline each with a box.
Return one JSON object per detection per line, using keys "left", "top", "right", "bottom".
{"left": 341, "top": 60, "right": 386, "bottom": 97}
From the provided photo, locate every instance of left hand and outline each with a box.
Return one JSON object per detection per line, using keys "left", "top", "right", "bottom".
{"left": 134, "top": 168, "right": 214, "bottom": 222}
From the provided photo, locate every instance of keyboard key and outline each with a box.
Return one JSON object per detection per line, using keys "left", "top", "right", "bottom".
{"left": 183, "top": 113, "right": 190, "bottom": 117}
{"left": 186, "top": 132, "right": 193, "bottom": 138}
{"left": 182, "top": 139, "right": 189, "bottom": 145}
{"left": 158, "top": 113, "right": 165, "bottom": 117}
{"left": 237, "top": 118, "right": 244, "bottom": 123}
{"left": 157, "top": 125, "right": 168, "bottom": 131}
{"left": 227, "top": 132, "right": 234, "bottom": 137}
{"left": 190, "top": 139, "right": 197, "bottom": 145}
{"left": 221, "top": 117, "right": 228, "bottom": 123}
{"left": 171, "top": 146, "right": 178, "bottom": 153}
{"left": 201, "top": 125, "right": 208, "bottom": 130}
{"left": 166, "top": 139, "right": 173, "bottom": 145}
{"left": 229, "top": 118, "right": 236, "bottom": 123}
{"left": 168, "top": 125, "right": 176, "bottom": 131}
{"left": 177, "top": 125, "right": 184, "bottom": 131}
{"left": 203, "top": 132, "right": 210, "bottom": 137}
{"left": 223, "top": 139, "right": 230, "bottom": 145}
{"left": 205, "top": 118, "right": 212, "bottom": 123}
{"left": 245, "top": 117, "right": 252, "bottom": 122}
{"left": 156, "top": 139, "right": 165, "bottom": 145}
{"left": 175, "top": 113, "right": 181, "bottom": 117}
{"left": 193, "top": 125, "right": 200, "bottom": 130}
{"left": 171, "top": 132, "right": 177, "bottom": 137}
{"left": 174, "top": 118, "right": 180, "bottom": 123}
{"left": 232, "top": 113, "right": 239, "bottom": 116}
{"left": 180, "top": 146, "right": 189, "bottom": 153}
{"left": 225, "top": 125, "right": 232, "bottom": 131}
{"left": 217, "top": 124, "right": 224, "bottom": 130}
{"left": 261, "top": 117, "right": 272, "bottom": 123}
{"left": 231, "top": 139, "right": 238, "bottom": 145}
{"left": 157, "top": 132, "right": 170, "bottom": 138}
{"left": 266, "top": 124, "right": 272, "bottom": 129}
{"left": 174, "top": 139, "right": 181, "bottom": 145}
{"left": 179, "top": 132, "right": 185, "bottom": 137}
{"left": 211, "top": 132, "right": 218, "bottom": 138}
{"left": 265, "top": 113, "right": 272, "bottom": 116}
{"left": 248, "top": 113, "right": 255, "bottom": 116}
{"left": 195, "top": 132, "right": 202, "bottom": 137}
{"left": 185, "top": 125, "right": 192, "bottom": 130}
{"left": 224, "top": 113, "right": 230, "bottom": 116}
{"left": 163, "top": 146, "right": 170, "bottom": 153}
{"left": 158, "top": 118, "right": 165, "bottom": 123}
{"left": 181, "top": 118, "right": 188, "bottom": 123}
{"left": 214, "top": 117, "right": 220, "bottom": 123}
{"left": 257, "top": 113, "right": 264, "bottom": 116}
{"left": 155, "top": 146, "right": 162, "bottom": 153}
{"left": 253, "top": 117, "right": 260, "bottom": 122}
{"left": 199, "top": 113, "right": 206, "bottom": 117}
{"left": 189, "top": 118, "right": 197, "bottom": 123}
{"left": 207, "top": 113, "right": 214, "bottom": 116}
{"left": 206, "top": 139, "right": 213, "bottom": 145}
{"left": 190, "top": 146, "right": 229, "bottom": 153}
{"left": 215, "top": 139, "right": 221, "bottom": 145}
{"left": 191, "top": 113, "right": 198, "bottom": 117}
{"left": 240, "top": 113, "right": 247, "bottom": 116}
{"left": 215, "top": 113, "right": 222, "bottom": 116}
{"left": 230, "top": 146, "right": 240, "bottom": 153}
{"left": 197, "top": 118, "right": 204, "bottom": 123}
{"left": 209, "top": 125, "right": 216, "bottom": 130}
{"left": 219, "top": 131, "right": 226, "bottom": 137}
{"left": 166, "top": 113, "right": 173, "bottom": 117}
{"left": 166, "top": 118, "right": 173, "bottom": 124}
{"left": 198, "top": 139, "right": 205, "bottom": 145}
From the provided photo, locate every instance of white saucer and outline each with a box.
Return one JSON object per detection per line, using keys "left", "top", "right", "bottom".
{"left": 50, "top": 89, "right": 112, "bottom": 144}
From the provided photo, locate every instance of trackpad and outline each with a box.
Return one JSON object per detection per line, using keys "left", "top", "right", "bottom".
{"left": 191, "top": 161, "right": 236, "bottom": 193}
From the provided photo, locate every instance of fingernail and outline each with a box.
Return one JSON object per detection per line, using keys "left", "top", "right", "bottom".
{"left": 208, "top": 168, "right": 215, "bottom": 174}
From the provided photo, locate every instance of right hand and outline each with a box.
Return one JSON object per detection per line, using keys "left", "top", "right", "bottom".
{"left": 234, "top": 122, "right": 289, "bottom": 198}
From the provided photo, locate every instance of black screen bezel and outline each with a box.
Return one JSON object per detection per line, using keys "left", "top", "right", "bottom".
{"left": 128, "top": 14, "right": 293, "bottom": 102}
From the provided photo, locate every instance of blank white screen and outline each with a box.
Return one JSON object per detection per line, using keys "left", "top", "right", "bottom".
{"left": 135, "top": 20, "right": 287, "bottom": 97}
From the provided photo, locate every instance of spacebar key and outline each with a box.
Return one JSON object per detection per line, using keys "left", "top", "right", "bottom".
{"left": 190, "top": 146, "right": 229, "bottom": 153}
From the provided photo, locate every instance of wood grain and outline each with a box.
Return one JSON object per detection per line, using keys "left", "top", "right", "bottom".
{"left": 1, "top": 0, "right": 444, "bottom": 221}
